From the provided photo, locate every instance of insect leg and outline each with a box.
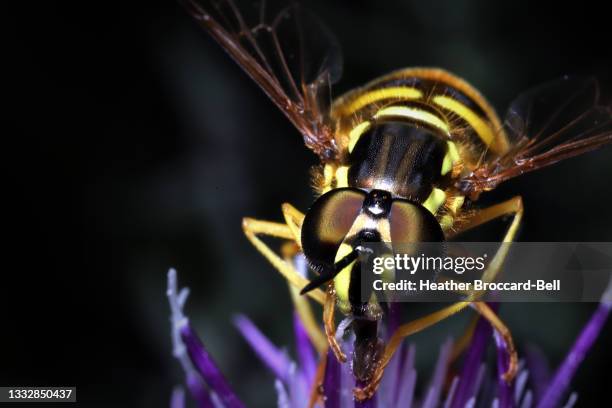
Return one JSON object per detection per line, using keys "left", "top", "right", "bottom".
{"left": 354, "top": 197, "right": 524, "bottom": 400}
{"left": 354, "top": 301, "right": 471, "bottom": 401}
{"left": 242, "top": 217, "right": 325, "bottom": 305}
{"left": 242, "top": 216, "right": 328, "bottom": 355}
{"left": 324, "top": 284, "right": 347, "bottom": 362}
{"left": 472, "top": 301, "right": 518, "bottom": 382}
{"left": 447, "top": 196, "right": 523, "bottom": 374}
{"left": 447, "top": 195, "right": 523, "bottom": 239}
{"left": 281, "top": 241, "right": 328, "bottom": 354}
{"left": 281, "top": 202, "right": 305, "bottom": 243}
{"left": 450, "top": 196, "right": 524, "bottom": 285}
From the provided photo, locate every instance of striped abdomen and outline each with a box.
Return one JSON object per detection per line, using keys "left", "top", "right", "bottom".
{"left": 324, "top": 68, "right": 509, "bottom": 214}
{"left": 332, "top": 68, "right": 508, "bottom": 161}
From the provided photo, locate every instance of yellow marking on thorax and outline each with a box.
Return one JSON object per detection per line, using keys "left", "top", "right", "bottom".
{"left": 339, "top": 87, "right": 423, "bottom": 116}
{"left": 335, "top": 166, "right": 349, "bottom": 188}
{"left": 422, "top": 187, "right": 447, "bottom": 214}
{"left": 441, "top": 141, "right": 460, "bottom": 175}
{"left": 440, "top": 195, "right": 465, "bottom": 232}
{"left": 440, "top": 215, "right": 454, "bottom": 232}
{"left": 348, "top": 121, "right": 371, "bottom": 153}
{"left": 432, "top": 95, "right": 501, "bottom": 153}
{"left": 321, "top": 165, "right": 349, "bottom": 193}
{"left": 321, "top": 164, "right": 335, "bottom": 193}
{"left": 448, "top": 195, "right": 465, "bottom": 213}
{"left": 374, "top": 106, "right": 450, "bottom": 135}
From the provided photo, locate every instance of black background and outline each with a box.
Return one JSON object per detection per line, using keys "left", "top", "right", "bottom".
{"left": 5, "top": 0, "right": 612, "bottom": 406}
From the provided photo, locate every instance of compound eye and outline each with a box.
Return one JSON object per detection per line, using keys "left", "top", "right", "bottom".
{"left": 301, "top": 188, "right": 366, "bottom": 268}
{"left": 389, "top": 199, "right": 445, "bottom": 244}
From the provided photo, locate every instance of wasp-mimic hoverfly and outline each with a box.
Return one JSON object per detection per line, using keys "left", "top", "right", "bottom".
{"left": 179, "top": 0, "right": 612, "bottom": 402}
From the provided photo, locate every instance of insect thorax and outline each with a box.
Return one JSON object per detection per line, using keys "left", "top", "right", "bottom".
{"left": 346, "top": 120, "right": 449, "bottom": 203}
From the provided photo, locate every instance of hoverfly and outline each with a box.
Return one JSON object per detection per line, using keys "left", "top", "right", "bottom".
{"left": 180, "top": 0, "right": 612, "bottom": 402}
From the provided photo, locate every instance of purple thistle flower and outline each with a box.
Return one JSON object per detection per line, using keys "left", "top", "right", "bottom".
{"left": 323, "top": 349, "right": 342, "bottom": 408}
{"left": 537, "top": 279, "right": 612, "bottom": 408}
{"left": 167, "top": 269, "right": 611, "bottom": 408}
{"left": 168, "top": 268, "right": 244, "bottom": 408}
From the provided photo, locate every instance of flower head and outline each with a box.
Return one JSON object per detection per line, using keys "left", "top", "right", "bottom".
{"left": 167, "top": 269, "right": 611, "bottom": 407}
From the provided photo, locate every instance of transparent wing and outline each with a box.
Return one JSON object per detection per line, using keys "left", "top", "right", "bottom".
{"left": 181, "top": 0, "right": 343, "bottom": 160}
{"left": 458, "top": 76, "right": 612, "bottom": 196}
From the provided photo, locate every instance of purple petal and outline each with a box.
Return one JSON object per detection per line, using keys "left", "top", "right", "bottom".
{"left": 514, "top": 368, "right": 528, "bottom": 406}
{"left": 395, "top": 344, "right": 417, "bottom": 408}
{"left": 275, "top": 379, "right": 291, "bottom": 408}
{"left": 473, "top": 365, "right": 487, "bottom": 403}
{"left": 520, "top": 390, "right": 533, "bottom": 408}
{"left": 293, "top": 312, "right": 317, "bottom": 386}
{"left": 180, "top": 323, "right": 246, "bottom": 408}
{"left": 339, "top": 340, "right": 355, "bottom": 408}
{"left": 422, "top": 339, "right": 453, "bottom": 408}
{"left": 323, "top": 349, "right": 341, "bottom": 408}
{"left": 288, "top": 362, "right": 310, "bottom": 408}
{"left": 378, "top": 301, "right": 401, "bottom": 406}
{"left": 494, "top": 331, "right": 515, "bottom": 408}
{"left": 186, "top": 371, "right": 215, "bottom": 408}
{"left": 233, "top": 314, "right": 292, "bottom": 383}
{"left": 170, "top": 387, "right": 186, "bottom": 408}
{"left": 167, "top": 269, "right": 218, "bottom": 408}
{"left": 451, "top": 311, "right": 493, "bottom": 408}
{"left": 443, "top": 377, "right": 459, "bottom": 408}
{"left": 537, "top": 302, "right": 611, "bottom": 408}
{"left": 379, "top": 342, "right": 401, "bottom": 407}
{"left": 562, "top": 392, "right": 578, "bottom": 408}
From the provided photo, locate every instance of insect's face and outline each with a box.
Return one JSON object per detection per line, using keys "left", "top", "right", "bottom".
{"left": 301, "top": 186, "right": 444, "bottom": 315}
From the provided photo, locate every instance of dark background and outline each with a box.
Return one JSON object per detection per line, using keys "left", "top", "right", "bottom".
{"left": 5, "top": 0, "right": 612, "bottom": 406}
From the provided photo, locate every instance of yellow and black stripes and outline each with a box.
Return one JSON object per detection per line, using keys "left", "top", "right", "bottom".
{"left": 373, "top": 102, "right": 451, "bottom": 136}
{"left": 346, "top": 100, "right": 451, "bottom": 155}
{"left": 337, "top": 86, "right": 423, "bottom": 117}
{"left": 332, "top": 68, "right": 510, "bottom": 159}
